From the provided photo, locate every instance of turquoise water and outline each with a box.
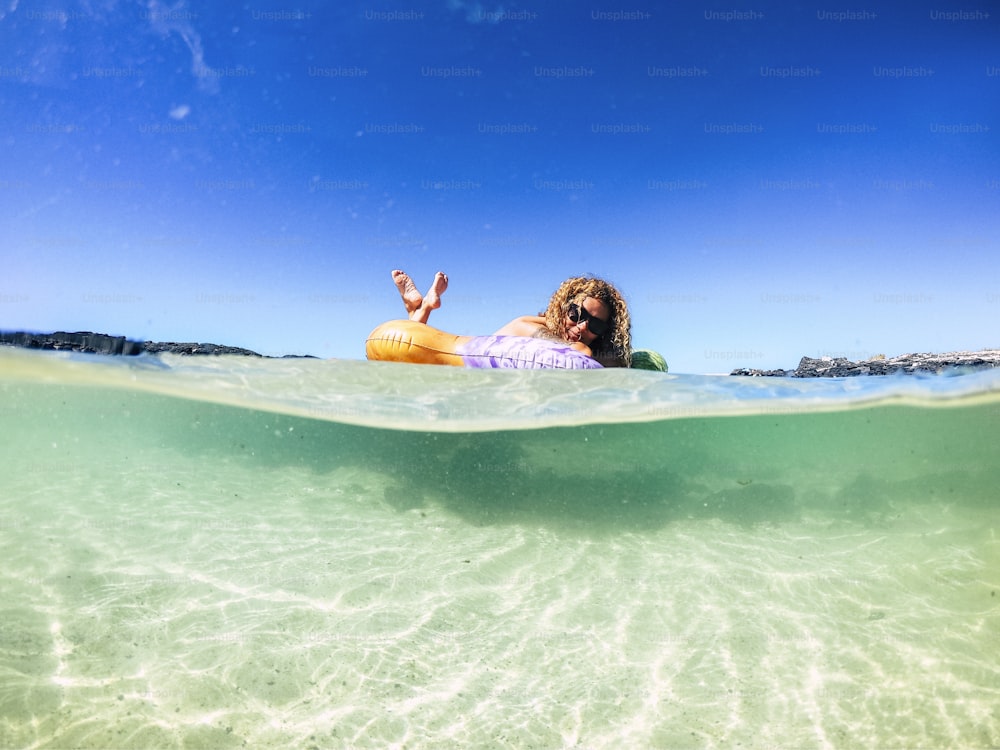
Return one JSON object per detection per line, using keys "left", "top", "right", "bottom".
{"left": 1, "top": 349, "right": 998, "bottom": 749}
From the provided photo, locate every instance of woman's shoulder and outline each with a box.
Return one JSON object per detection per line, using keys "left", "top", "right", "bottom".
{"left": 493, "top": 315, "right": 548, "bottom": 337}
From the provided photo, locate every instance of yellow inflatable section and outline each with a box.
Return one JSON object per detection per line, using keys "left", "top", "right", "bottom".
{"left": 365, "top": 319, "right": 466, "bottom": 366}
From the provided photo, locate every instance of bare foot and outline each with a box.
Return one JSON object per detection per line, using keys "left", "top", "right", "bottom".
{"left": 423, "top": 272, "right": 448, "bottom": 310}
{"left": 392, "top": 269, "right": 422, "bottom": 314}
{"left": 408, "top": 272, "right": 449, "bottom": 323}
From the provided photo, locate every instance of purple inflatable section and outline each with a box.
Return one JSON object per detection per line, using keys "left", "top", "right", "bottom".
{"left": 456, "top": 335, "right": 603, "bottom": 370}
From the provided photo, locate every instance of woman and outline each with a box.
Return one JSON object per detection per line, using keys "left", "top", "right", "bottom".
{"left": 392, "top": 270, "right": 632, "bottom": 367}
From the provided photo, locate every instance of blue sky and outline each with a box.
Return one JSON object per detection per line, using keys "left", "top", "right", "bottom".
{"left": 1, "top": 0, "right": 997, "bottom": 372}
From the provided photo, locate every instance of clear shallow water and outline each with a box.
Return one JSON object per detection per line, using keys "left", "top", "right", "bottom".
{"left": 1, "top": 350, "right": 998, "bottom": 749}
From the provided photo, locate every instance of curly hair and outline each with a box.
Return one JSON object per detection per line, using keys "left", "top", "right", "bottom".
{"left": 542, "top": 276, "right": 632, "bottom": 367}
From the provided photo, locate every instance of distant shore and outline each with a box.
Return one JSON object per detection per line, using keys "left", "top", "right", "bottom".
{"left": 731, "top": 351, "right": 1000, "bottom": 377}
{"left": 2, "top": 330, "right": 998, "bottom": 376}
{"left": 0, "top": 330, "right": 312, "bottom": 358}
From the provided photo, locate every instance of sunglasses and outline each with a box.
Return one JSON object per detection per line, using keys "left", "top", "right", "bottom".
{"left": 566, "top": 301, "right": 609, "bottom": 337}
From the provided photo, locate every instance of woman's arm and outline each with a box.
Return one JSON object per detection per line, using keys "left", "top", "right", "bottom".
{"left": 493, "top": 316, "right": 593, "bottom": 356}
{"left": 593, "top": 352, "right": 623, "bottom": 367}
{"left": 591, "top": 344, "right": 627, "bottom": 368}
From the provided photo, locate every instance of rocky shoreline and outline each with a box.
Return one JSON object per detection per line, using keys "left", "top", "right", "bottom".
{"left": 731, "top": 350, "right": 1000, "bottom": 378}
{"left": 0, "top": 330, "right": 309, "bottom": 358}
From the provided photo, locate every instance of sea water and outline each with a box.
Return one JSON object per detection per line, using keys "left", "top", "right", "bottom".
{"left": 1, "top": 348, "right": 998, "bottom": 749}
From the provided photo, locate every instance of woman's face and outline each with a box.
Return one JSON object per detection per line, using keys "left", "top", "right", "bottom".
{"left": 563, "top": 296, "right": 611, "bottom": 346}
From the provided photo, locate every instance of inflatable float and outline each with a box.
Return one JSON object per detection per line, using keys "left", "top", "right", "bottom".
{"left": 365, "top": 320, "right": 667, "bottom": 371}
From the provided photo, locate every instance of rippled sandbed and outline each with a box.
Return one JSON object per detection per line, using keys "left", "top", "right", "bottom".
{"left": 1, "top": 349, "right": 998, "bottom": 748}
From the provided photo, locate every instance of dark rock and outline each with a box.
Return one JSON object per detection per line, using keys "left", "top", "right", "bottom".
{"left": 0, "top": 330, "right": 313, "bottom": 358}
{"left": 729, "top": 367, "right": 791, "bottom": 377}
{"left": 732, "top": 350, "right": 1000, "bottom": 377}
{"left": 0, "top": 331, "right": 144, "bottom": 356}
{"left": 141, "top": 341, "right": 263, "bottom": 357}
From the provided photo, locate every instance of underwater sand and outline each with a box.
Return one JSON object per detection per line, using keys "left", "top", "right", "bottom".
{"left": 1, "top": 350, "right": 998, "bottom": 748}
